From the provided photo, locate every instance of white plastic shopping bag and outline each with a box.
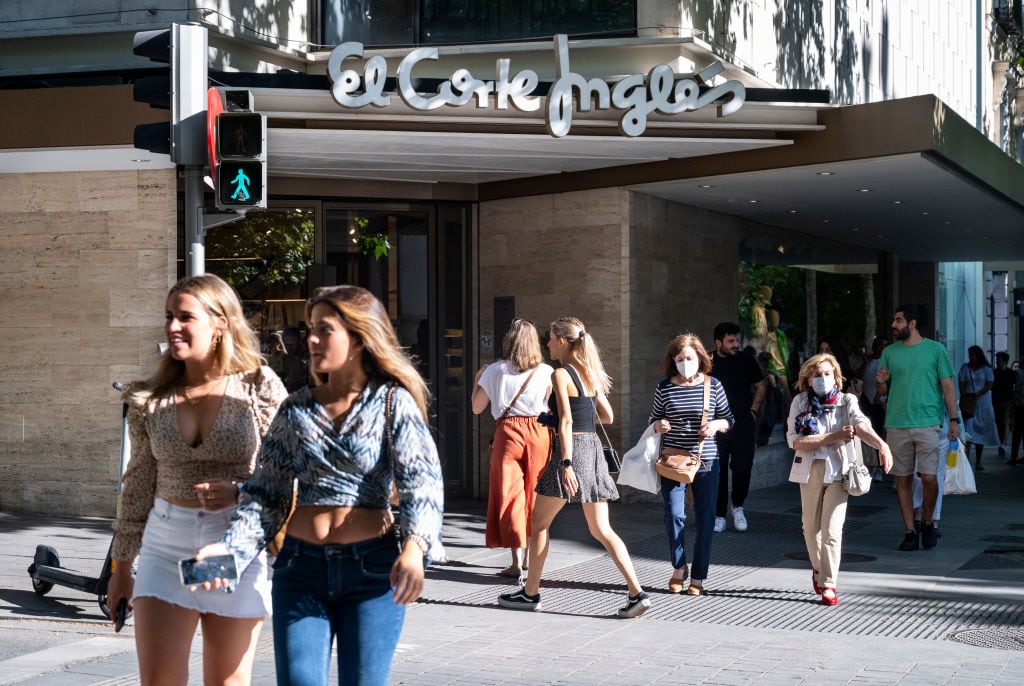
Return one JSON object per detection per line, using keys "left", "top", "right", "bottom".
{"left": 616, "top": 424, "right": 661, "bottom": 494}
{"left": 943, "top": 438, "right": 977, "bottom": 495}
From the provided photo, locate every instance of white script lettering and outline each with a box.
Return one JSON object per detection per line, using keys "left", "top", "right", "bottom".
{"left": 324, "top": 35, "right": 746, "bottom": 137}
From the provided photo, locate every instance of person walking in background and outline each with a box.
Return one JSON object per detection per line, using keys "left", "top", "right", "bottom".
{"left": 958, "top": 345, "right": 1000, "bottom": 472}
{"left": 710, "top": 322, "right": 766, "bottom": 533}
{"left": 473, "top": 319, "right": 553, "bottom": 578}
{"left": 991, "top": 351, "right": 1016, "bottom": 458}
{"left": 107, "top": 274, "right": 288, "bottom": 686}
{"left": 859, "top": 336, "right": 889, "bottom": 482}
{"left": 875, "top": 304, "right": 960, "bottom": 552}
{"left": 818, "top": 337, "right": 858, "bottom": 394}
{"left": 498, "top": 317, "right": 651, "bottom": 618}
{"left": 788, "top": 353, "right": 892, "bottom": 606}
{"left": 1009, "top": 359, "right": 1024, "bottom": 465}
{"left": 649, "top": 333, "right": 733, "bottom": 596}
{"left": 195, "top": 285, "right": 446, "bottom": 686}
{"left": 279, "top": 326, "right": 310, "bottom": 392}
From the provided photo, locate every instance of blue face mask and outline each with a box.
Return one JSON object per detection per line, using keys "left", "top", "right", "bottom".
{"left": 811, "top": 376, "right": 835, "bottom": 396}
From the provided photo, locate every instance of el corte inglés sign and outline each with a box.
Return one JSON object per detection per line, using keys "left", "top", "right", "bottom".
{"left": 327, "top": 34, "right": 746, "bottom": 138}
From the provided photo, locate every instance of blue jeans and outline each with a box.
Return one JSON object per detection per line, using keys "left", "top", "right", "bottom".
{"left": 660, "top": 458, "right": 720, "bottom": 580}
{"left": 271, "top": 535, "right": 405, "bottom": 686}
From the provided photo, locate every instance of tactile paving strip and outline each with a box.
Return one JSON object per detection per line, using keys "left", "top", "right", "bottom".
{"left": 430, "top": 510, "right": 1024, "bottom": 643}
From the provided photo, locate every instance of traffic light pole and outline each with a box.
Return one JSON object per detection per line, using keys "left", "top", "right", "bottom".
{"left": 183, "top": 166, "right": 248, "bottom": 276}
{"left": 183, "top": 166, "right": 206, "bottom": 276}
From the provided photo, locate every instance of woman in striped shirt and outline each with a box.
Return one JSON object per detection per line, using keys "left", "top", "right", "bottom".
{"left": 650, "top": 333, "right": 734, "bottom": 595}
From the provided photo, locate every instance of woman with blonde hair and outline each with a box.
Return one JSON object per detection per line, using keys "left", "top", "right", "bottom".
{"left": 473, "top": 319, "right": 553, "bottom": 578}
{"left": 649, "top": 333, "right": 733, "bottom": 596}
{"left": 788, "top": 353, "right": 892, "bottom": 606}
{"left": 195, "top": 285, "right": 445, "bottom": 686}
{"left": 498, "top": 317, "right": 651, "bottom": 618}
{"left": 107, "top": 274, "right": 287, "bottom": 685}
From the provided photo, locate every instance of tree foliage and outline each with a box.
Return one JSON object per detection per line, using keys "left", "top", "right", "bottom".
{"left": 205, "top": 210, "right": 314, "bottom": 298}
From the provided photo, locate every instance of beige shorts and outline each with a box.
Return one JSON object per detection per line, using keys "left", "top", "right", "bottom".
{"left": 886, "top": 426, "right": 942, "bottom": 477}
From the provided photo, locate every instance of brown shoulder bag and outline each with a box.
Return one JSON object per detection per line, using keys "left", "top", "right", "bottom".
{"left": 654, "top": 376, "right": 711, "bottom": 484}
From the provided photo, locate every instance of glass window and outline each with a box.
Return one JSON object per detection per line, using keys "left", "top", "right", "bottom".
{"left": 203, "top": 209, "right": 315, "bottom": 390}
{"left": 321, "top": 0, "right": 636, "bottom": 46}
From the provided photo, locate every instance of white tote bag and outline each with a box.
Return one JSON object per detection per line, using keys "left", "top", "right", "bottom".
{"left": 616, "top": 424, "right": 661, "bottom": 494}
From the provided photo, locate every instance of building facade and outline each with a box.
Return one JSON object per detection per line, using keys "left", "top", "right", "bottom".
{"left": 3, "top": 1, "right": 1024, "bottom": 515}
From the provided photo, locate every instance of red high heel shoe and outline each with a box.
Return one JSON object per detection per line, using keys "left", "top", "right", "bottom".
{"left": 812, "top": 569, "right": 822, "bottom": 595}
{"left": 821, "top": 587, "right": 838, "bottom": 606}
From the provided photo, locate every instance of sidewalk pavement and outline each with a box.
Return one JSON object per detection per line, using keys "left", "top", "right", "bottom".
{"left": 2, "top": 450, "right": 1023, "bottom": 684}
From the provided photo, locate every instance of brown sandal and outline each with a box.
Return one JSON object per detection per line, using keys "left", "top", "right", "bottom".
{"left": 668, "top": 565, "right": 689, "bottom": 593}
{"left": 498, "top": 565, "right": 523, "bottom": 578}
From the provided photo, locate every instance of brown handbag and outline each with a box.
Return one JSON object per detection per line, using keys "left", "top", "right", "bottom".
{"left": 654, "top": 376, "right": 711, "bottom": 484}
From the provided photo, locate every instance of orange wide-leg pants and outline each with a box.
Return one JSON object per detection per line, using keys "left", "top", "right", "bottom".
{"left": 485, "top": 416, "right": 551, "bottom": 548}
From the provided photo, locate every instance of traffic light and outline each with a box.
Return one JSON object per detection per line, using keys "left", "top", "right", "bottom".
{"left": 214, "top": 94, "right": 267, "bottom": 209}
{"left": 132, "top": 23, "right": 207, "bottom": 165}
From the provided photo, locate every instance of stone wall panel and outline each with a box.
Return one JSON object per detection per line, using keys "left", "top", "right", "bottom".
{"left": 0, "top": 168, "right": 176, "bottom": 515}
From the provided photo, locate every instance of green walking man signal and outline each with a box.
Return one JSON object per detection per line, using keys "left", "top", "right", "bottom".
{"left": 230, "top": 167, "right": 251, "bottom": 201}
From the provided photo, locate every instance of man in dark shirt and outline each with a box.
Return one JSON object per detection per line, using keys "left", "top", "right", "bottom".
{"left": 710, "top": 322, "right": 766, "bottom": 532}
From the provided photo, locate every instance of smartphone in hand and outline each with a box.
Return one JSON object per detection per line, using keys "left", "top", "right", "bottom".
{"left": 114, "top": 598, "right": 129, "bottom": 632}
{"left": 179, "top": 554, "right": 238, "bottom": 588}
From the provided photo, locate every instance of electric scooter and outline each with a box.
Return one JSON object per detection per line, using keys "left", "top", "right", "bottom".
{"left": 27, "top": 382, "right": 132, "bottom": 619}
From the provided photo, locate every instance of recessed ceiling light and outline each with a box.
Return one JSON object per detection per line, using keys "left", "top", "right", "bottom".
{"left": 749, "top": 200, "right": 758, "bottom": 204}
{"left": 823, "top": 219, "right": 830, "bottom": 223}
{"left": 892, "top": 200, "right": 902, "bottom": 204}
{"left": 857, "top": 188, "right": 872, "bottom": 193}
{"left": 981, "top": 235, "right": 990, "bottom": 240}
{"left": 875, "top": 234, "right": 884, "bottom": 239}
{"left": 851, "top": 227, "right": 859, "bottom": 231}
{"left": 698, "top": 184, "right": 714, "bottom": 188}
{"left": 817, "top": 171, "right": 834, "bottom": 176}
{"left": 788, "top": 209, "right": 797, "bottom": 214}
{"left": 921, "top": 211, "right": 929, "bottom": 215}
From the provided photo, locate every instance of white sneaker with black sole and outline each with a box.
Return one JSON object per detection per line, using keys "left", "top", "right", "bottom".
{"left": 498, "top": 587, "right": 542, "bottom": 611}
{"left": 616, "top": 591, "right": 652, "bottom": 618}
{"left": 731, "top": 506, "right": 748, "bottom": 532}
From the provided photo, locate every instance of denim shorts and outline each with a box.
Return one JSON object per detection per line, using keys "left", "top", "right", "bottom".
{"left": 133, "top": 498, "right": 271, "bottom": 618}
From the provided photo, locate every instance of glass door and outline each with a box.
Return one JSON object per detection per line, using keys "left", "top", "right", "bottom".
{"left": 322, "top": 203, "right": 472, "bottom": 496}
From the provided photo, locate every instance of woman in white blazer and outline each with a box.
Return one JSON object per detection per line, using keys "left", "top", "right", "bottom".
{"left": 787, "top": 353, "right": 892, "bottom": 607}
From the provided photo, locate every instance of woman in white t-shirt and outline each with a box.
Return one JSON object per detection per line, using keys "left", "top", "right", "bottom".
{"left": 472, "top": 320, "right": 553, "bottom": 578}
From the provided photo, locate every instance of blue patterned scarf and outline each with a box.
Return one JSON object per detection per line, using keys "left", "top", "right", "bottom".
{"left": 794, "top": 387, "right": 841, "bottom": 435}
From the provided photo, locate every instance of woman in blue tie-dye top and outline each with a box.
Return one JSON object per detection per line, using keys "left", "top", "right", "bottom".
{"left": 196, "top": 285, "right": 445, "bottom": 686}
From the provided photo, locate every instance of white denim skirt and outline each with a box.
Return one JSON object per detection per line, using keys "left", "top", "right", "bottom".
{"left": 133, "top": 498, "right": 271, "bottom": 618}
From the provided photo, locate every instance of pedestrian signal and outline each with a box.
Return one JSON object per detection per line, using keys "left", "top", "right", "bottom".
{"left": 214, "top": 110, "right": 266, "bottom": 209}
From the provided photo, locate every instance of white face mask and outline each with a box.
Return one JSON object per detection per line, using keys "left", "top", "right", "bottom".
{"left": 676, "top": 359, "right": 699, "bottom": 379}
{"left": 811, "top": 376, "right": 835, "bottom": 396}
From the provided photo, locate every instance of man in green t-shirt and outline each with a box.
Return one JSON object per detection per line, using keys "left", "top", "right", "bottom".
{"left": 875, "top": 304, "right": 960, "bottom": 552}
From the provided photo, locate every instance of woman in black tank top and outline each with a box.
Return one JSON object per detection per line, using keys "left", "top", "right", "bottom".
{"left": 498, "top": 317, "right": 651, "bottom": 619}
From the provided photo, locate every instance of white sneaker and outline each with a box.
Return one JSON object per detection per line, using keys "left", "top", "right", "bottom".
{"left": 714, "top": 516, "right": 726, "bottom": 533}
{"left": 731, "top": 506, "right": 748, "bottom": 532}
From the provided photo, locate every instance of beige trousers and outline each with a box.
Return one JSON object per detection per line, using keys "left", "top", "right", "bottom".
{"left": 799, "top": 459, "right": 849, "bottom": 588}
